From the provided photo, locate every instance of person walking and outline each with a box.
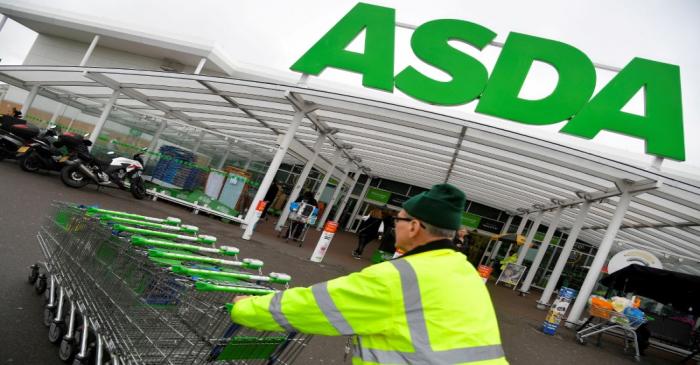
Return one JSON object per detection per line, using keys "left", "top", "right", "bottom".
{"left": 230, "top": 183, "right": 508, "bottom": 364}
{"left": 352, "top": 207, "right": 383, "bottom": 258}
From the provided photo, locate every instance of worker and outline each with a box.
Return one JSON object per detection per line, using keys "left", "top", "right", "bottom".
{"left": 230, "top": 183, "right": 508, "bottom": 364}
{"left": 500, "top": 253, "right": 518, "bottom": 271}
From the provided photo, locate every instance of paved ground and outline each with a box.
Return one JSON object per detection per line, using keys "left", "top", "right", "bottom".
{"left": 0, "top": 161, "right": 690, "bottom": 364}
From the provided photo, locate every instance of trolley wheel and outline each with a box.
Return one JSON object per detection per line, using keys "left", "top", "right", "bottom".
{"left": 35, "top": 274, "right": 47, "bottom": 295}
{"left": 576, "top": 335, "right": 585, "bottom": 345}
{"left": 43, "top": 307, "right": 56, "bottom": 327}
{"left": 28, "top": 264, "right": 39, "bottom": 284}
{"left": 72, "top": 357, "right": 87, "bottom": 365}
{"left": 59, "top": 338, "right": 76, "bottom": 362}
{"left": 49, "top": 322, "right": 65, "bottom": 344}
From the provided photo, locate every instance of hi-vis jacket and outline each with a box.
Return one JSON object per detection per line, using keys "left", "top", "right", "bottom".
{"left": 231, "top": 241, "right": 507, "bottom": 364}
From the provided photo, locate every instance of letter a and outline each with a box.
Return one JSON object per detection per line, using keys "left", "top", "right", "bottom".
{"left": 290, "top": 3, "right": 395, "bottom": 91}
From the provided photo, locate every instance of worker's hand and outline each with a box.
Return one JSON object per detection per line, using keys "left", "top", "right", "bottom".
{"left": 234, "top": 295, "right": 251, "bottom": 303}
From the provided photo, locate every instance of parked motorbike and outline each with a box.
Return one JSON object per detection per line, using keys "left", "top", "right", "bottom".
{"left": 17, "top": 131, "right": 90, "bottom": 173}
{"left": 60, "top": 147, "right": 148, "bottom": 200}
{"left": 0, "top": 111, "right": 52, "bottom": 161}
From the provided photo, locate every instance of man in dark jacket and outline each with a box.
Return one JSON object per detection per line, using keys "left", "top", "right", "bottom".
{"left": 352, "top": 208, "right": 383, "bottom": 258}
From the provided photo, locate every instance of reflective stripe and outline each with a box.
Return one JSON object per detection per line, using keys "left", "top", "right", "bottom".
{"left": 349, "top": 259, "right": 505, "bottom": 364}
{"left": 358, "top": 344, "right": 505, "bottom": 364}
{"left": 311, "top": 282, "right": 355, "bottom": 335}
{"left": 268, "top": 291, "right": 296, "bottom": 332}
{"left": 391, "top": 259, "right": 430, "bottom": 351}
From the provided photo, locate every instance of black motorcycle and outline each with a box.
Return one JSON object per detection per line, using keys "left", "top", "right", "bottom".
{"left": 17, "top": 131, "right": 89, "bottom": 173}
{"left": 60, "top": 147, "right": 148, "bottom": 200}
{"left": 0, "top": 112, "right": 46, "bottom": 161}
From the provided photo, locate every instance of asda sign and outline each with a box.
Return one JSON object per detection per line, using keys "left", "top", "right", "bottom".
{"left": 291, "top": 3, "right": 685, "bottom": 161}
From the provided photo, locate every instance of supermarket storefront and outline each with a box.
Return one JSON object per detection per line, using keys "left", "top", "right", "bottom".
{"left": 0, "top": 2, "right": 698, "bottom": 330}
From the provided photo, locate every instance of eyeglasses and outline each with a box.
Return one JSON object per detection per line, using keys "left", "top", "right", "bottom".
{"left": 393, "top": 216, "right": 426, "bottom": 228}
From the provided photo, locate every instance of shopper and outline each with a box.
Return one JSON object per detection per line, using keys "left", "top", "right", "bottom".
{"left": 377, "top": 209, "right": 396, "bottom": 254}
{"left": 288, "top": 190, "right": 317, "bottom": 240}
{"left": 352, "top": 207, "right": 383, "bottom": 258}
{"left": 453, "top": 226, "right": 471, "bottom": 256}
{"left": 260, "top": 181, "right": 280, "bottom": 219}
{"left": 230, "top": 183, "right": 508, "bottom": 364}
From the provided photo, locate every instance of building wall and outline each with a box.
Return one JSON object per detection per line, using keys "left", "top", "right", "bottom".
{"left": 23, "top": 34, "right": 168, "bottom": 70}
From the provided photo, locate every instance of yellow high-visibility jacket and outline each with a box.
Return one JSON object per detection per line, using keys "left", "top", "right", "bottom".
{"left": 231, "top": 240, "right": 507, "bottom": 364}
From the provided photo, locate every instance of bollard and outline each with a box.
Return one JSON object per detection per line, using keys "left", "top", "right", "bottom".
{"left": 310, "top": 221, "right": 338, "bottom": 262}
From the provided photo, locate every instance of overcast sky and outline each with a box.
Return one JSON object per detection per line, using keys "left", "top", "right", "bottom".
{"left": 1, "top": 0, "right": 698, "bottom": 175}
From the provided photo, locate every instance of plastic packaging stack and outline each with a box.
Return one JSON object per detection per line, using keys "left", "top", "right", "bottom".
{"left": 153, "top": 146, "right": 203, "bottom": 189}
{"left": 588, "top": 295, "right": 645, "bottom": 326}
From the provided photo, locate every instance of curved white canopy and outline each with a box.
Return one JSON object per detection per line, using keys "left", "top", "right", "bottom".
{"left": 1, "top": 65, "right": 698, "bottom": 275}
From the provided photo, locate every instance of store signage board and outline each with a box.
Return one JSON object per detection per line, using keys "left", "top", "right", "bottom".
{"left": 365, "top": 187, "right": 391, "bottom": 204}
{"left": 461, "top": 212, "right": 481, "bottom": 228}
{"left": 291, "top": 2, "right": 685, "bottom": 161}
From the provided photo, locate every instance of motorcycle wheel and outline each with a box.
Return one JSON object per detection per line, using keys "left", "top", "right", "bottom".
{"left": 130, "top": 176, "right": 147, "bottom": 200}
{"left": 19, "top": 152, "right": 41, "bottom": 172}
{"left": 60, "top": 165, "right": 90, "bottom": 188}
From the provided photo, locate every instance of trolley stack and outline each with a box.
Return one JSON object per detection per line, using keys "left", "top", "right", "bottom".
{"left": 29, "top": 202, "right": 311, "bottom": 364}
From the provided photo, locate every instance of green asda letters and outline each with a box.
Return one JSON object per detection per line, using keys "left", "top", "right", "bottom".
{"left": 291, "top": 2, "right": 685, "bottom": 161}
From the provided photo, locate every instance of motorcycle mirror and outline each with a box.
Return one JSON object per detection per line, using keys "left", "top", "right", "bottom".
{"left": 83, "top": 133, "right": 90, "bottom": 138}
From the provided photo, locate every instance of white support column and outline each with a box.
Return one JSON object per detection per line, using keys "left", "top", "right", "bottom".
{"left": 194, "top": 57, "right": 207, "bottom": 75}
{"left": 276, "top": 133, "right": 327, "bottom": 231}
{"left": 516, "top": 211, "right": 543, "bottom": 265}
{"left": 242, "top": 110, "right": 304, "bottom": 240}
{"left": 314, "top": 148, "right": 342, "bottom": 201}
{"left": 345, "top": 176, "right": 372, "bottom": 231}
{"left": 316, "top": 162, "right": 350, "bottom": 230}
{"left": 538, "top": 201, "right": 591, "bottom": 308}
{"left": 243, "top": 157, "right": 252, "bottom": 171}
{"left": 217, "top": 145, "right": 231, "bottom": 170}
{"left": 0, "top": 15, "right": 8, "bottom": 33}
{"left": 49, "top": 103, "right": 68, "bottom": 126}
{"left": 567, "top": 190, "right": 632, "bottom": 326}
{"left": 88, "top": 89, "right": 120, "bottom": 146}
{"left": 79, "top": 35, "right": 100, "bottom": 67}
{"left": 142, "top": 120, "right": 166, "bottom": 166}
{"left": 333, "top": 169, "right": 359, "bottom": 223}
{"left": 20, "top": 85, "right": 40, "bottom": 116}
{"left": 489, "top": 215, "right": 514, "bottom": 264}
{"left": 192, "top": 129, "right": 206, "bottom": 153}
{"left": 519, "top": 207, "right": 563, "bottom": 294}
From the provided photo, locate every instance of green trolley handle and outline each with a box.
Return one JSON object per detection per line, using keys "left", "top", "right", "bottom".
{"left": 171, "top": 265, "right": 291, "bottom": 284}
{"left": 86, "top": 207, "right": 181, "bottom": 225}
{"left": 131, "top": 236, "right": 238, "bottom": 256}
{"left": 148, "top": 249, "right": 265, "bottom": 270}
{"left": 195, "top": 281, "right": 274, "bottom": 296}
{"left": 114, "top": 224, "right": 216, "bottom": 244}
{"left": 101, "top": 215, "right": 199, "bottom": 234}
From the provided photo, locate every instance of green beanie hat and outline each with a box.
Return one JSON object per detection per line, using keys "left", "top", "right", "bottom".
{"left": 402, "top": 183, "right": 466, "bottom": 230}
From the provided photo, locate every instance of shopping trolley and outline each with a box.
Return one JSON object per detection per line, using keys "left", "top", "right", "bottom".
{"left": 30, "top": 202, "right": 312, "bottom": 364}
{"left": 576, "top": 303, "right": 648, "bottom": 361}
{"left": 278, "top": 202, "right": 317, "bottom": 247}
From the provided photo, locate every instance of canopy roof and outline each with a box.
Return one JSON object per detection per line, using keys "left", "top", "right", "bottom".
{"left": 1, "top": 65, "right": 698, "bottom": 275}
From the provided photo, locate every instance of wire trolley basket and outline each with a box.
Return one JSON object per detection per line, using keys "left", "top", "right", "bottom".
{"left": 32, "top": 202, "right": 312, "bottom": 364}
{"left": 576, "top": 303, "right": 648, "bottom": 362}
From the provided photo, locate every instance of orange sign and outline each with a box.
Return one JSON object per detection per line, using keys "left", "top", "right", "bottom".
{"left": 255, "top": 200, "right": 267, "bottom": 212}
{"left": 323, "top": 221, "right": 338, "bottom": 233}
{"left": 477, "top": 265, "right": 493, "bottom": 280}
